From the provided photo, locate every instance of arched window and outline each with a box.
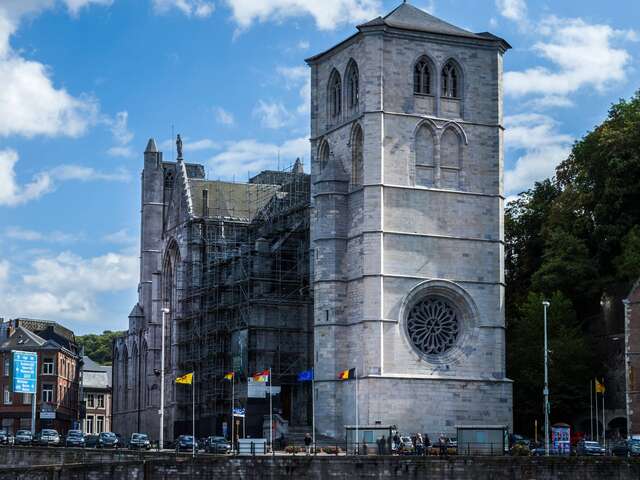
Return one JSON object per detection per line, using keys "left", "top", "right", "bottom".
{"left": 351, "top": 125, "right": 364, "bottom": 188}
{"left": 413, "top": 57, "right": 432, "bottom": 95}
{"left": 440, "top": 128, "right": 462, "bottom": 189}
{"left": 328, "top": 69, "right": 342, "bottom": 119}
{"left": 122, "top": 346, "right": 129, "bottom": 410}
{"left": 346, "top": 61, "right": 359, "bottom": 111}
{"left": 318, "top": 140, "right": 330, "bottom": 172}
{"left": 441, "top": 61, "right": 460, "bottom": 98}
{"left": 415, "top": 124, "right": 435, "bottom": 187}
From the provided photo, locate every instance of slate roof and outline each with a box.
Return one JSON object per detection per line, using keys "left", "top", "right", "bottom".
{"left": 82, "top": 356, "right": 112, "bottom": 389}
{"left": 0, "top": 326, "right": 47, "bottom": 350}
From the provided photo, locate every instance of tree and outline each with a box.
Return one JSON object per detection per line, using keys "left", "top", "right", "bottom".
{"left": 76, "top": 330, "right": 123, "bottom": 365}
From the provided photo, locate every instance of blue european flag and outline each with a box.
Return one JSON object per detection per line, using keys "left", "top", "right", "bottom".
{"left": 297, "top": 369, "right": 314, "bottom": 382}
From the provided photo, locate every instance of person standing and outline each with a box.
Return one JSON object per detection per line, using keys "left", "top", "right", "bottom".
{"left": 438, "top": 433, "right": 448, "bottom": 456}
{"left": 304, "top": 433, "right": 312, "bottom": 455}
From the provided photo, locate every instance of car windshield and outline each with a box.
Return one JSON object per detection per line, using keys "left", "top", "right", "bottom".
{"left": 132, "top": 434, "right": 148, "bottom": 440}
{"left": 181, "top": 436, "right": 193, "bottom": 441}
{"left": 43, "top": 430, "right": 58, "bottom": 435}
{"left": 68, "top": 431, "right": 83, "bottom": 437}
{"left": 584, "top": 442, "right": 600, "bottom": 447}
{"left": 211, "top": 437, "right": 226, "bottom": 442}
{"left": 101, "top": 432, "right": 116, "bottom": 438}
{"left": 17, "top": 430, "right": 31, "bottom": 435}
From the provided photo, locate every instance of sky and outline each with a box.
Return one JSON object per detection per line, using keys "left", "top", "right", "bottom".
{"left": 0, "top": 0, "right": 638, "bottom": 335}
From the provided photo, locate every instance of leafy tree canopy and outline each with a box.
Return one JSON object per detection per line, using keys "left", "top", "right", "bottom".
{"left": 76, "top": 330, "right": 123, "bottom": 365}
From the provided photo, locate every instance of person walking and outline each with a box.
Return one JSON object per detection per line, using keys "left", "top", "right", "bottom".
{"left": 416, "top": 433, "right": 424, "bottom": 456}
{"left": 380, "top": 435, "right": 386, "bottom": 455}
{"left": 438, "top": 433, "right": 448, "bottom": 457}
{"left": 393, "top": 432, "right": 400, "bottom": 454}
{"left": 304, "top": 433, "right": 312, "bottom": 455}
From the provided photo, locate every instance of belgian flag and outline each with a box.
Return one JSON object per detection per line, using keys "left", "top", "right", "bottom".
{"left": 338, "top": 368, "right": 356, "bottom": 380}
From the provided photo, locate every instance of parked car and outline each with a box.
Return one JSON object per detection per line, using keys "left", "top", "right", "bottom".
{"left": 65, "top": 430, "right": 85, "bottom": 448}
{"left": 175, "top": 435, "right": 198, "bottom": 452}
{"left": 84, "top": 434, "right": 98, "bottom": 448}
{"left": 575, "top": 440, "right": 605, "bottom": 456}
{"left": 398, "top": 436, "right": 414, "bottom": 454}
{"left": 204, "top": 436, "right": 231, "bottom": 454}
{"left": 35, "top": 429, "right": 61, "bottom": 447}
{"left": 612, "top": 439, "right": 640, "bottom": 457}
{"left": 14, "top": 430, "right": 33, "bottom": 446}
{"left": 96, "top": 432, "right": 120, "bottom": 449}
{"left": 0, "top": 429, "right": 11, "bottom": 445}
{"left": 129, "top": 433, "right": 151, "bottom": 450}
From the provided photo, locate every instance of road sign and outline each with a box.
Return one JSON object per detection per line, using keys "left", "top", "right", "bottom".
{"left": 40, "top": 411, "right": 55, "bottom": 420}
{"left": 12, "top": 351, "right": 37, "bottom": 394}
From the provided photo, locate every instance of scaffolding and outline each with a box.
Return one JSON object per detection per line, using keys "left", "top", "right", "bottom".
{"left": 173, "top": 162, "right": 312, "bottom": 434}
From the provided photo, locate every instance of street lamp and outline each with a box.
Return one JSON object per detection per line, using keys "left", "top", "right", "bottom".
{"left": 623, "top": 299, "right": 631, "bottom": 439}
{"left": 542, "top": 300, "right": 551, "bottom": 456}
{"left": 160, "top": 307, "right": 170, "bottom": 451}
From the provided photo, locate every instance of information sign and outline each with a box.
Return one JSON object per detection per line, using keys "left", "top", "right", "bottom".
{"left": 12, "top": 351, "right": 37, "bottom": 394}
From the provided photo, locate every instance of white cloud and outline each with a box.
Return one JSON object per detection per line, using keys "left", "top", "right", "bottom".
{"left": 159, "top": 137, "right": 219, "bottom": 153}
{"left": 4, "top": 226, "right": 81, "bottom": 243}
{"left": 103, "top": 228, "right": 136, "bottom": 245}
{"left": 152, "top": 0, "right": 215, "bottom": 18}
{"left": 495, "top": 0, "right": 526, "bottom": 22}
{"left": 277, "top": 66, "right": 310, "bottom": 114}
{"left": 106, "top": 111, "right": 135, "bottom": 158}
{"left": 253, "top": 100, "right": 292, "bottom": 129}
{"left": 63, "top": 0, "right": 113, "bottom": 16}
{"left": 0, "top": 148, "right": 130, "bottom": 207}
{"left": 223, "top": 0, "right": 381, "bottom": 31}
{"left": 214, "top": 106, "right": 235, "bottom": 126}
{"left": 505, "top": 17, "right": 636, "bottom": 104}
{"left": 208, "top": 137, "right": 308, "bottom": 178}
{"left": 0, "top": 251, "right": 138, "bottom": 322}
{"left": 504, "top": 114, "right": 573, "bottom": 194}
{"left": 297, "top": 40, "right": 310, "bottom": 50}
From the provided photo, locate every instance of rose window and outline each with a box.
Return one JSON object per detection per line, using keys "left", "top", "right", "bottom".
{"left": 407, "top": 297, "right": 459, "bottom": 355}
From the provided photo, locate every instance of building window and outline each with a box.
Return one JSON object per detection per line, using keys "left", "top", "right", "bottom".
{"left": 42, "top": 384, "right": 53, "bottom": 403}
{"left": 23, "top": 393, "right": 31, "bottom": 405}
{"left": 413, "top": 57, "right": 432, "bottom": 95}
{"left": 96, "top": 416, "right": 104, "bottom": 434}
{"left": 202, "top": 189, "right": 209, "bottom": 217}
{"left": 87, "top": 393, "right": 95, "bottom": 408}
{"left": 43, "top": 358, "right": 54, "bottom": 375}
{"left": 86, "top": 415, "right": 94, "bottom": 434}
{"left": 97, "top": 394, "right": 105, "bottom": 409}
{"left": 351, "top": 124, "right": 364, "bottom": 188}
{"left": 3, "top": 357, "right": 9, "bottom": 376}
{"left": 3, "top": 386, "right": 11, "bottom": 405}
{"left": 318, "top": 140, "right": 330, "bottom": 173}
{"left": 346, "top": 60, "right": 359, "bottom": 111}
{"left": 441, "top": 61, "right": 460, "bottom": 98}
{"left": 328, "top": 69, "right": 342, "bottom": 120}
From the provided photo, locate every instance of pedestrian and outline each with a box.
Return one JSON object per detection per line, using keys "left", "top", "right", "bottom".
{"left": 416, "top": 433, "right": 424, "bottom": 456}
{"left": 380, "top": 435, "right": 386, "bottom": 455}
{"left": 387, "top": 433, "right": 393, "bottom": 454}
{"left": 304, "top": 433, "right": 312, "bottom": 455}
{"left": 439, "top": 433, "right": 448, "bottom": 456}
{"left": 393, "top": 432, "right": 400, "bottom": 454}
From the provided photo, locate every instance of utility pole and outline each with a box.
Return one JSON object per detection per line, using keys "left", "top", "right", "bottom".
{"left": 160, "top": 307, "right": 170, "bottom": 451}
{"left": 542, "top": 300, "right": 551, "bottom": 456}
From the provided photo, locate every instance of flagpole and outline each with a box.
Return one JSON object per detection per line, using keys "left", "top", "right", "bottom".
{"left": 269, "top": 367, "right": 273, "bottom": 455}
{"left": 231, "top": 373, "right": 235, "bottom": 453}
{"left": 192, "top": 372, "right": 196, "bottom": 458}
{"left": 355, "top": 366, "right": 359, "bottom": 455}
{"left": 595, "top": 379, "right": 599, "bottom": 443}
{"left": 602, "top": 387, "right": 606, "bottom": 450}
{"left": 589, "top": 380, "right": 593, "bottom": 441}
{"left": 312, "top": 370, "right": 316, "bottom": 450}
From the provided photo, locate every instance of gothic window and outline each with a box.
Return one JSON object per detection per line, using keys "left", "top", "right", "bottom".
{"left": 346, "top": 60, "right": 359, "bottom": 112}
{"left": 328, "top": 69, "right": 342, "bottom": 120}
{"left": 164, "top": 171, "right": 174, "bottom": 188}
{"left": 407, "top": 297, "right": 460, "bottom": 355}
{"left": 415, "top": 124, "right": 435, "bottom": 187}
{"left": 440, "top": 128, "right": 462, "bottom": 189}
{"left": 122, "top": 346, "right": 129, "bottom": 409}
{"left": 318, "top": 140, "right": 330, "bottom": 173}
{"left": 351, "top": 125, "right": 364, "bottom": 188}
{"left": 413, "top": 57, "right": 432, "bottom": 95}
{"left": 441, "top": 61, "right": 460, "bottom": 98}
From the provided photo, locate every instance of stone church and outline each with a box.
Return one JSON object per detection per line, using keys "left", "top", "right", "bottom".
{"left": 113, "top": 2, "right": 512, "bottom": 443}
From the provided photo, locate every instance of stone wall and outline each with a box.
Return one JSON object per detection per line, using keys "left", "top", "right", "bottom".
{"left": 2, "top": 454, "right": 640, "bottom": 480}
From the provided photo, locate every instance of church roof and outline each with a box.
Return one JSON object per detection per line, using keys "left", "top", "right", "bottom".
{"left": 128, "top": 303, "right": 144, "bottom": 318}
{"left": 306, "top": 1, "right": 510, "bottom": 64}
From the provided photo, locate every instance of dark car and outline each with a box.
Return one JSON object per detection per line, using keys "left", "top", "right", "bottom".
{"left": 97, "top": 432, "right": 120, "bottom": 449}
{"left": 65, "top": 430, "right": 85, "bottom": 448}
{"left": 175, "top": 435, "right": 198, "bottom": 452}
{"left": 35, "top": 429, "right": 61, "bottom": 447}
{"left": 204, "top": 436, "right": 231, "bottom": 454}
{"left": 612, "top": 439, "right": 640, "bottom": 457}
{"left": 575, "top": 440, "right": 605, "bottom": 456}
{"left": 84, "top": 434, "right": 98, "bottom": 448}
{"left": 129, "top": 433, "right": 151, "bottom": 450}
{"left": 0, "top": 429, "right": 11, "bottom": 445}
{"left": 14, "top": 430, "right": 33, "bottom": 446}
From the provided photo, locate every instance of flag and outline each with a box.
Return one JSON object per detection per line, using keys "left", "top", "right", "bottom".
{"left": 338, "top": 368, "right": 356, "bottom": 380}
{"left": 595, "top": 378, "right": 605, "bottom": 394}
{"left": 224, "top": 372, "right": 234, "bottom": 381}
{"left": 233, "top": 407, "right": 246, "bottom": 418}
{"left": 176, "top": 372, "right": 193, "bottom": 385}
{"left": 253, "top": 369, "right": 270, "bottom": 382}
{"left": 298, "top": 369, "right": 313, "bottom": 382}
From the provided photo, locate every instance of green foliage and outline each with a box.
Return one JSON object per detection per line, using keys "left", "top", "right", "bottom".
{"left": 506, "top": 91, "right": 640, "bottom": 434}
{"left": 76, "top": 330, "right": 124, "bottom": 365}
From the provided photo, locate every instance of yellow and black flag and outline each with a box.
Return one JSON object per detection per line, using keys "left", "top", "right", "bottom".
{"left": 176, "top": 372, "right": 194, "bottom": 385}
{"left": 595, "top": 378, "right": 605, "bottom": 394}
{"left": 223, "top": 372, "right": 234, "bottom": 381}
{"left": 338, "top": 368, "right": 356, "bottom": 380}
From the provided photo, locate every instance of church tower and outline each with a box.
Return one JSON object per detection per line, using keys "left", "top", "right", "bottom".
{"left": 307, "top": 3, "right": 512, "bottom": 439}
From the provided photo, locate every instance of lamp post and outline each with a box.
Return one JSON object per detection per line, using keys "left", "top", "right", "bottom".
{"left": 160, "top": 307, "right": 170, "bottom": 451}
{"left": 542, "top": 300, "right": 551, "bottom": 456}
{"left": 623, "top": 299, "right": 631, "bottom": 439}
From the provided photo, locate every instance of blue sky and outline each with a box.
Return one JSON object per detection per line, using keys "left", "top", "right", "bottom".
{"left": 0, "top": 0, "right": 638, "bottom": 335}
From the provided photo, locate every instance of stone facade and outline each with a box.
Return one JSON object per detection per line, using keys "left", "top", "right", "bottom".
{"left": 625, "top": 279, "right": 640, "bottom": 437}
{"left": 307, "top": 3, "right": 512, "bottom": 439}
